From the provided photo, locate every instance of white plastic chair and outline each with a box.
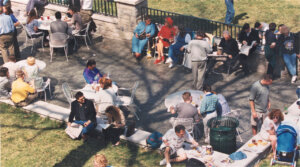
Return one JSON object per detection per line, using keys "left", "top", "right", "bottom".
{"left": 172, "top": 118, "right": 195, "bottom": 137}
{"left": 73, "top": 21, "right": 92, "bottom": 50}
{"left": 36, "top": 78, "right": 52, "bottom": 101}
{"left": 116, "top": 81, "right": 140, "bottom": 120}
{"left": 49, "top": 32, "right": 69, "bottom": 62}
{"left": 21, "top": 24, "right": 44, "bottom": 53}
{"left": 62, "top": 82, "right": 75, "bottom": 106}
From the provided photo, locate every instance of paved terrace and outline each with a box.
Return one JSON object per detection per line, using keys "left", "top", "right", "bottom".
{"left": 1, "top": 28, "right": 299, "bottom": 146}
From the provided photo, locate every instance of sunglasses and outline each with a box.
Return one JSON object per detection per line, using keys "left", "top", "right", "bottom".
{"left": 297, "top": 101, "right": 300, "bottom": 105}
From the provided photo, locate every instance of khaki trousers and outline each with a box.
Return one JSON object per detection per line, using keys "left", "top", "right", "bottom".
{"left": 0, "top": 32, "right": 15, "bottom": 63}
{"left": 192, "top": 61, "right": 207, "bottom": 90}
{"left": 14, "top": 93, "right": 38, "bottom": 107}
{"left": 80, "top": 9, "right": 92, "bottom": 25}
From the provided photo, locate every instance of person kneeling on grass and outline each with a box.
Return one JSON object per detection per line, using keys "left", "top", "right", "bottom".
{"left": 159, "top": 125, "right": 199, "bottom": 167}
{"left": 260, "top": 109, "right": 284, "bottom": 157}
{"left": 102, "top": 106, "right": 126, "bottom": 146}
{"left": 68, "top": 91, "right": 97, "bottom": 140}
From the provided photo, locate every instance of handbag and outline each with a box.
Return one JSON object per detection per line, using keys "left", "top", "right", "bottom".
{"left": 138, "top": 31, "right": 146, "bottom": 40}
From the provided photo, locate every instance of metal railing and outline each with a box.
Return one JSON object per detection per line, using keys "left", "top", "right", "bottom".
{"left": 141, "top": 7, "right": 242, "bottom": 39}
{"left": 48, "top": 0, "right": 117, "bottom": 17}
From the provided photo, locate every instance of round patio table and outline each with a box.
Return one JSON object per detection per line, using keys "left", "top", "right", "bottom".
{"left": 80, "top": 84, "right": 119, "bottom": 101}
{"left": 164, "top": 90, "right": 205, "bottom": 111}
{"left": 16, "top": 59, "right": 46, "bottom": 71}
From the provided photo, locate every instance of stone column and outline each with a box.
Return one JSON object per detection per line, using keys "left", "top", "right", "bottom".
{"left": 115, "top": 0, "right": 148, "bottom": 38}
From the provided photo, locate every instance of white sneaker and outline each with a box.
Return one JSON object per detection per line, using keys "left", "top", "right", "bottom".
{"left": 168, "top": 63, "right": 175, "bottom": 68}
{"left": 166, "top": 163, "right": 172, "bottom": 167}
{"left": 292, "top": 75, "right": 297, "bottom": 83}
{"left": 166, "top": 57, "right": 173, "bottom": 64}
{"left": 159, "top": 159, "right": 166, "bottom": 166}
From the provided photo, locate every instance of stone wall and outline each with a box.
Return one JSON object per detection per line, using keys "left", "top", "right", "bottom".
{"left": 11, "top": 0, "right": 147, "bottom": 40}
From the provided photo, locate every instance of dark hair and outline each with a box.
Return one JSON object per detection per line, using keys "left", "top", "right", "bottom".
{"left": 178, "top": 25, "right": 186, "bottom": 38}
{"left": 4, "top": 6, "right": 13, "bottom": 15}
{"left": 242, "top": 23, "right": 250, "bottom": 32}
{"left": 0, "top": 67, "right": 8, "bottom": 77}
{"left": 269, "top": 23, "right": 277, "bottom": 32}
{"left": 86, "top": 59, "right": 96, "bottom": 67}
{"left": 203, "top": 84, "right": 212, "bottom": 92}
{"left": 175, "top": 125, "right": 185, "bottom": 133}
{"left": 182, "top": 92, "right": 191, "bottom": 101}
{"left": 105, "top": 106, "right": 122, "bottom": 123}
{"left": 55, "top": 11, "right": 61, "bottom": 19}
{"left": 197, "top": 31, "right": 206, "bottom": 38}
{"left": 254, "top": 22, "right": 261, "bottom": 28}
{"left": 68, "top": 6, "right": 76, "bottom": 12}
{"left": 75, "top": 91, "right": 84, "bottom": 100}
{"left": 27, "top": 9, "right": 37, "bottom": 24}
{"left": 268, "top": 109, "right": 284, "bottom": 122}
{"left": 278, "top": 24, "right": 284, "bottom": 28}
{"left": 8, "top": 55, "right": 16, "bottom": 62}
{"left": 144, "top": 15, "right": 151, "bottom": 21}
{"left": 263, "top": 74, "right": 273, "bottom": 81}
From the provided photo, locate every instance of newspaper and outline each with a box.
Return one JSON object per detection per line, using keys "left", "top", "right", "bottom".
{"left": 239, "top": 41, "right": 256, "bottom": 56}
{"left": 65, "top": 123, "right": 83, "bottom": 139}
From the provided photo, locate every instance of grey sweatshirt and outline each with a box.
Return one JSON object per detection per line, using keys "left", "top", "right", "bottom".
{"left": 187, "top": 39, "right": 212, "bottom": 61}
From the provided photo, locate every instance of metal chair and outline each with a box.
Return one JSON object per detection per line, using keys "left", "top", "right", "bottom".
{"left": 36, "top": 78, "right": 52, "bottom": 101}
{"left": 21, "top": 24, "right": 44, "bottom": 53}
{"left": 171, "top": 118, "right": 195, "bottom": 137}
{"left": 49, "top": 32, "right": 69, "bottom": 62}
{"left": 62, "top": 82, "right": 75, "bottom": 106}
{"left": 116, "top": 81, "right": 140, "bottom": 120}
{"left": 72, "top": 21, "right": 92, "bottom": 50}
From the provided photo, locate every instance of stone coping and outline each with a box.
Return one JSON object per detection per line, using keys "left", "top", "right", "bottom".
{"left": 114, "top": 0, "right": 146, "bottom": 5}
{"left": 0, "top": 98, "right": 274, "bottom": 167}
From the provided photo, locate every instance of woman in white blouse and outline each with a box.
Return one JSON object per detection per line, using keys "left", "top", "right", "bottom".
{"left": 95, "top": 77, "right": 117, "bottom": 114}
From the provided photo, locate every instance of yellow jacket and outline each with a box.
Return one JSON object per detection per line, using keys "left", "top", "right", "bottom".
{"left": 11, "top": 78, "right": 35, "bottom": 103}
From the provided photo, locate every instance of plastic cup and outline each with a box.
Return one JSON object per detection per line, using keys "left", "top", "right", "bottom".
{"left": 47, "top": 16, "right": 50, "bottom": 20}
{"left": 41, "top": 16, "right": 44, "bottom": 20}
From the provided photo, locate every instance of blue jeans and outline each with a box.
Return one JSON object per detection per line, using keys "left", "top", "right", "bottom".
{"left": 74, "top": 120, "right": 96, "bottom": 135}
{"left": 132, "top": 36, "right": 149, "bottom": 54}
{"left": 225, "top": 0, "right": 235, "bottom": 24}
{"left": 168, "top": 43, "right": 184, "bottom": 64}
{"left": 283, "top": 53, "right": 297, "bottom": 76}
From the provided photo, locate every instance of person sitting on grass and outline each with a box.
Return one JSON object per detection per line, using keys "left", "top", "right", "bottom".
{"left": 83, "top": 59, "right": 105, "bottom": 84}
{"left": 102, "top": 106, "right": 126, "bottom": 146}
{"left": 260, "top": 109, "right": 284, "bottom": 157}
{"left": 0, "top": 67, "right": 11, "bottom": 98}
{"left": 68, "top": 91, "right": 97, "bottom": 140}
{"left": 159, "top": 125, "right": 199, "bottom": 167}
{"left": 11, "top": 70, "right": 37, "bottom": 107}
{"left": 200, "top": 84, "right": 218, "bottom": 143}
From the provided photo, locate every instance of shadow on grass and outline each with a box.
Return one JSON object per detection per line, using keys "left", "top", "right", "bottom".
{"left": 232, "top": 13, "right": 249, "bottom": 25}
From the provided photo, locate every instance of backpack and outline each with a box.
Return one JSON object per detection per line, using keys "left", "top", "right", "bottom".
{"left": 146, "top": 132, "right": 163, "bottom": 149}
{"left": 185, "top": 158, "right": 205, "bottom": 167}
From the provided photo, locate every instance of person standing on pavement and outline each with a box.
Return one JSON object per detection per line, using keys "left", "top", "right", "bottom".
{"left": 0, "top": 6, "right": 14, "bottom": 63}
{"left": 249, "top": 74, "right": 272, "bottom": 135}
{"left": 225, "top": 0, "right": 235, "bottom": 24}
{"left": 264, "top": 23, "right": 277, "bottom": 75}
{"left": 187, "top": 31, "right": 212, "bottom": 90}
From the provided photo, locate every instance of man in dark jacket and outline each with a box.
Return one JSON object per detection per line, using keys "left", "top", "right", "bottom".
{"left": 219, "top": 30, "right": 239, "bottom": 73}
{"left": 68, "top": 91, "right": 97, "bottom": 140}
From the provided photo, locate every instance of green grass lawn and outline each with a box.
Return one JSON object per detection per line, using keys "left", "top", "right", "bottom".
{"left": 257, "top": 152, "right": 300, "bottom": 167}
{"left": 1, "top": 103, "right": 186, "bottom": 167}
{"left": 148, "top": 0, "right": 300, "bottom": 32}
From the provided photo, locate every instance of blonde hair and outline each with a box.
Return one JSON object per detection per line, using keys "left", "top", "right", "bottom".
{"left": 27, "top": 57, "right": 36, "bottom": 66}
{"left": 94, "top": 154, "right": 108, "bottom": 167}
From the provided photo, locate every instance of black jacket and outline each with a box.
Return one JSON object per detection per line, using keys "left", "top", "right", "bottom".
{"left": 277, "top": 33, "right": 300, "bottom": 55}
{"left": 219, "top": 37, "right": 239, "bottom": 56}
{"left": 238, "top": 28, "right": 260, "bottom": 46}
{"left": 68, "top": 99, "right": 97, "bottom": 123}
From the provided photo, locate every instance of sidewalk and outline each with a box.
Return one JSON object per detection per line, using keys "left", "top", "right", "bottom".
{"left": 1, "top": 28, "right": 299, "bottom": 146}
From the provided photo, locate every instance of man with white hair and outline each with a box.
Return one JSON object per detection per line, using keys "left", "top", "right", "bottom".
{"left": 219, "top": 30, "right": 239, "bottom": 72}
{"left": 277, "top": 25, "right": 300, "bottom": 83}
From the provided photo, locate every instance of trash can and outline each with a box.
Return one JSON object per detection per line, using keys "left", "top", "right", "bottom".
{"left": 207, "top": 116, "right": 239, "bottom": 154}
